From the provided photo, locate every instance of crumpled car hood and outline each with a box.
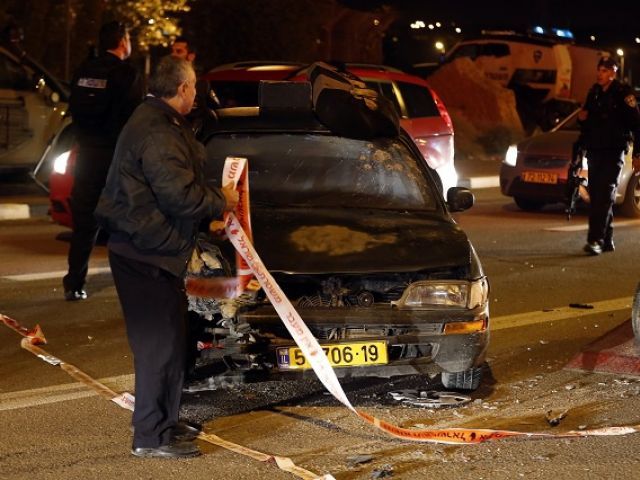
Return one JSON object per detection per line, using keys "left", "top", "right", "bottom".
{"left": 249, "top": 207, "right": 470, "bottom": 274}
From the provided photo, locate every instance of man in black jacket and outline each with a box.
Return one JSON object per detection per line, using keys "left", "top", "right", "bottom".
{"left": 96, "top": 56, "right": 238, "bottom": 458}
{"left": 579, "top": 56, "right": 640, "bottom": 255}
{"left": 63, "top": 20, "right": 143, "bottom": 300}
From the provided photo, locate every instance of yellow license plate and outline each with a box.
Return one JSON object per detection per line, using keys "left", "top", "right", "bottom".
{"left": 277, "top": 341, "right": 388, "bottom": 370}
{"left": 521, "top": 171, "right": 558, "bottom": 184}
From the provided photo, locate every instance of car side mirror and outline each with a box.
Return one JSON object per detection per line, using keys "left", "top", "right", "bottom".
{"left": 447, "top": 187, "right": 474, "bottom": 212}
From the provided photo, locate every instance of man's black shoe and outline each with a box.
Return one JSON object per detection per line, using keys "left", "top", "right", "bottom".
{"left": 131, "top": 440, "right": 200, "bottom": 458}
{"left": 171, "top": 422, "right": 201, "bottom": 442}
{"left": 583, "top": 242, "right": 602, "bottom": 255}
{"left": 64, "top": 289, "right": 87, "bottom": 301}
{"left": 603, "top": 239, "right": 615, "bottom": 252}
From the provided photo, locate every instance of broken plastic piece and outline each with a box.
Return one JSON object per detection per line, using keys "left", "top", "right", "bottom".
{"left": 387, "top": 390, "right": 471, "bottom": 408}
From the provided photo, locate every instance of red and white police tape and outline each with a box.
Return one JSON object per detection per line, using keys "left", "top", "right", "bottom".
{"left": 2, "top": 316, "right": 331, "bottom": 480}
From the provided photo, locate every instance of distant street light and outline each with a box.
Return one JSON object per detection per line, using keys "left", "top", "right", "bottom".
{"left": 617, "top": 48, "right": 625, "bottom": 82}
{"left": 435, "top": 41, "right": 445, "bottom": 52}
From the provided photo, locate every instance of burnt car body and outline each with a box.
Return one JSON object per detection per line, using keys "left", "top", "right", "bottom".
{"left": 190, "top": 81, "right": 489, "bottom": 391}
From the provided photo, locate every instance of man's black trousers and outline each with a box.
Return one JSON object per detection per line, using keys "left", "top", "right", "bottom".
{"left": 63, "top": 144, "right": 113, "bottom": 292}
{"left": 586, "top": 149, "right": 624, "bottom": 244}
{"left": 109, "top": 250, "right": 187, "bottom": 449}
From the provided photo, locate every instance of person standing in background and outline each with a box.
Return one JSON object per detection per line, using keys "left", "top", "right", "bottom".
{"left": 170, "top": 35, "right": 219, "bottom": 137}
{"left": 63, "top": 20, "right": 143, "bottom": 300}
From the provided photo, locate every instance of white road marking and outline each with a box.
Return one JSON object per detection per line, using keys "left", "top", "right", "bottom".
{"left": 0, "top": 204, "right": 30, "bottom": 220}
{"left": 0, "top": 373, "right": 134, "bottom": 412}
{"left": 469, "top": 176, "right": 500, "bottom": 189}
{"left": 2, "top": 266, "right": 111, "bottom": 282}
{"left": 544, "top": 219, "right": 640, "bottom": 232}
{"left": 491, "top": 297, "right": 631, "bottom": 330}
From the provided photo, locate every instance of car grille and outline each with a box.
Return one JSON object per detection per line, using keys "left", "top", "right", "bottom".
{"left": 522, "top": 155, "right": 568, "bottom": 169}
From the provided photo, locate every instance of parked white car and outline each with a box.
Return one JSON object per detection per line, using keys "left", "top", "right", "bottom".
{"left": 0, "top": 42, "right": 68, "bottom": 172}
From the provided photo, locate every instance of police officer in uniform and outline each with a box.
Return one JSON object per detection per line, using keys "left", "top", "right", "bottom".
{"left": 63, "top": 21, "right": 143, "bottom": 300}
{"left": 578, "top": 56, "right": 640, "bottom": 255}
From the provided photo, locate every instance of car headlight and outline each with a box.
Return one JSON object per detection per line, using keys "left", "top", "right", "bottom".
{"left": 392, "top": 278, "right": 489, "bottom": 310}
{"left": 504, "top": 145, "right": 518, "bottom": 167}
{"left": 53, "top": 151, "right": 70, "bottom": 174}
{"left": 435, "top": 163, "right": 458, "bottom": 194}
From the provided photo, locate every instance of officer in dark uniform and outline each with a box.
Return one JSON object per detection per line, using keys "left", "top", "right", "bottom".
{"left": 578, "top": 56, "right": 640, "bottom": 255}
{"left": 63, "top": 21, "right": 143, "bottom": 299}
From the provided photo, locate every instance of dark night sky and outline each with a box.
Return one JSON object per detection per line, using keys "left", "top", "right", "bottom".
{"left": 341, "top": 0, "right": 639, "bottom": 46}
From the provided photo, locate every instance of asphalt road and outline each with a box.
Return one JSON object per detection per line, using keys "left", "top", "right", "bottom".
{"left": 2, "top": 186, "right": 640, "bottom": 479}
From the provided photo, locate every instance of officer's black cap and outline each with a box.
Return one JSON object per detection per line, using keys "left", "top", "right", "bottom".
{"left": 597, "top": 56, "right": 618, "bottom": 71}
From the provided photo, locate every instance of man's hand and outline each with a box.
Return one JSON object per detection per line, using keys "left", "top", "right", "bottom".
{"left": 221, "top": 183, "right": 239, "bottom": 212}
{"left": 633, "top": 155, "right": 640, "bottom": 174}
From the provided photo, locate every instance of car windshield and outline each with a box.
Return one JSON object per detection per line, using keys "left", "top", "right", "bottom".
{"left": 205, "top": 132, "right": 440, "bottom": 212}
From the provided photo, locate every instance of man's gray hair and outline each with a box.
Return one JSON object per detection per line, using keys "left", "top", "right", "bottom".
{"left": 149, "top": 56, "right": 194, "bottom": 99}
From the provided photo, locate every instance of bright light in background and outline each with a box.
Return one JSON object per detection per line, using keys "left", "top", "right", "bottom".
{"left": 455, "top": 27, "right": 462, "bottom": 33}
{"left": 410, "top": 20, "right": 426, "bottom": 29}
{"left": 373, "top": 18, "right": 380, "bottom": 26}
{"left": 53, "top": 151, "right": 70, "bottom": 175}
{"left": 636, "top": 37, "right": 640, "bottom": 44}
{"left": 435, "top": 41, "right": 445, "bottom": 52}
{"left": 436, "top": 163, "right": 458, "bottom": 194}
{"left": 504, "top": 145, "right": 518, "bottom": 167}
{"left": 590, "top": 35, "right": 596, "bottom": 41}
{"left": 553, "top": 28, "right": 573, "bottom": 38}
{"left": 428, "top": 24, "right": 435, "bottom": 30}
{"left": 435, "top": 22, "right": 441, "bottom": 27}
{"left": 533, "top": 25, "right": 545, "bottom": 34}
{"left": 617, "top": 48, "right": 624, "bottom": 56}
{"left": 148, "top": 18, "right": 155, "bottom": 25}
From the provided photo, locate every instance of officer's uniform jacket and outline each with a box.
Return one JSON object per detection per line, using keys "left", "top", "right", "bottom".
{"left": 580, "top": 79, "right": 640, "bottom": 154}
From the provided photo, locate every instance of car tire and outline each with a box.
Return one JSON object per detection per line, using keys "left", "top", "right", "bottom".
{"left": 620, "top": 173, "right": 640, "bottom": 218}
{"left": 632, "top": 282, "right": 640, "bottom": 341}
{"left": 514, "top": 196, "right": 546, "bottom": 211}
{"left": 441, "top": 366, "right": 483, "bottom": 391}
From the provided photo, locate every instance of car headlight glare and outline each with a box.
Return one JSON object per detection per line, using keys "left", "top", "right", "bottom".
{"left": 393, "top": 278, "right": 488, "bottom": 310}
{"left": 53, "top": 151, "right": 70, "bottom": 174}
{"left": 435, "top": 162, "right": 458, "bottom": 194}
{"left": 504, "top": 145, "right": 518, "bottom": 167}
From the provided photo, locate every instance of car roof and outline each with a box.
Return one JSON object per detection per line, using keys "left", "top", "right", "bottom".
{"left": 203, "top": 62, "right": 305, "bottom": 81}
{"left": 204, "top": 61, "right": 431, "bottom": 88}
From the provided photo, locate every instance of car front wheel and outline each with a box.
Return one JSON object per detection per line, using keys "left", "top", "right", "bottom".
{"left": 620, "top": 173, "right": 640, "bottom": 217}
{"left": 514, "top": 196, "right": 546, "bottom": 211}
{"left": 441, "top": 366, "right": 483, "bottom": 391}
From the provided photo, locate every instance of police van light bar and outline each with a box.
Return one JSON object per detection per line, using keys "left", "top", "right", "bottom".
{"left": 531, "top": 25, "right": 574, "bottom": 40}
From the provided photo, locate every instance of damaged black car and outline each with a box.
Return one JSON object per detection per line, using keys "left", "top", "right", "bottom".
{"left": 187, "top": 79, "right": 489, "bottom": 392}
